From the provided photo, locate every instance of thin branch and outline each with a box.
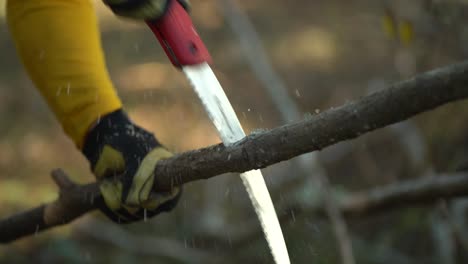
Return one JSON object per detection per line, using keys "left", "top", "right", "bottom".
{"left": 338, "top": 173, "right": 468, "bottom": 217}
{"left": 75, "top": 218, "right": 222, "bottom": 263}
{"left": 0, "top": 169, "right": 99, "bottom": 243}
{"left": 318, "top": 174, "right": 356, "bottom": 264}
{"left": 450, "top": 199, "right": 468, "bottom": 251}
{"left": 1, "top": 61, "right": 468, "bottom": 242}
{"left": 431, "top": 205, "right": 457, "bottom": 264}
{"left": 218, "top": 0, "right": 301, "bottom": 123}
{"left": 193, "top": 173, "right": 468, "bottom": 250}
{"left": 268, "top": 173, "right": 468, "bottom": 246}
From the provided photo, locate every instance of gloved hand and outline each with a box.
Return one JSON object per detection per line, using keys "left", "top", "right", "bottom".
{"left": 103, "top": 0, "right": 190, "bottom": 20}
{"left": 82, "top": 109, "right": 181, "bottom": 224}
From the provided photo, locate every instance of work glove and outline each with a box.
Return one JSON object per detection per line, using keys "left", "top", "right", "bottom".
{"left": 103, "top": 0, "right": 190, "bottom": 20}
{"left": 82, "top": 109, "right": 181, "bottom": 224}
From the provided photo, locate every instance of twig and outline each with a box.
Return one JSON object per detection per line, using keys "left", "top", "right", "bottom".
{"left": 318, "top": 173, "right": 355, "bottom": 264}
{"left": 195, "top": 173, "right": 468, "bottom": 250}
{"left": 339, "top": 173, "right": 468, "bottom": 217}
{"left": 450, "top": 199, "right": 468, "bottom": 250}
{"left": 1, "top": 61, "right": 468, "bottom": 242}
{"left": 75, "top": 218, "right": 222, "bottom": 263}
{"left": 218, "top": 0, "right": 301, "bottom": 123}
{"left": 0, "top": 169, "right": 99, "bottom": 243}
{"left": 431, "top": 205, "right": 457, "bottom": 264}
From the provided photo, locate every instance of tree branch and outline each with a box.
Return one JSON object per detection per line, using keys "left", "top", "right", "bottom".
{"left": 2, "top": 61, "right": 468, "bottom": 243}
{"left": 153, "top": 60, "right": 468, "bottom": 189}
{"left": 338, "top": 173, "right": 468, "bottom": 217}
{"left": 0, "top": 170, "right": 99, "bottom": 243}
{"left": 74, "top": 218, "right": 223, "bottom": 263}
{"left": 200, "top": 173, "right": 468, "bottom": 250}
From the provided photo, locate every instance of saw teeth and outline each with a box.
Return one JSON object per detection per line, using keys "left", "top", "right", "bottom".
{"left": 182, "top": 62, "right": 291, "bottom": 264}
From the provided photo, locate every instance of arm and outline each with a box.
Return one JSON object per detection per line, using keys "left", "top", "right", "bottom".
{"left": 5, "top": 0, "right": 185, "bottom": 223}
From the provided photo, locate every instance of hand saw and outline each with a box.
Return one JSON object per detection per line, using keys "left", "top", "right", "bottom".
{"left": 145, "top": 1, "right": 290, "bottom": 263}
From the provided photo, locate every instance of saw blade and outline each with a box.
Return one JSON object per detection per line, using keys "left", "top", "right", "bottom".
{"left": 183, "top": 62, "right": 290, "bottom": 264}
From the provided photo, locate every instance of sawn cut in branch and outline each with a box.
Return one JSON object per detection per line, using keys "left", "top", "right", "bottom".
{"left": 2, "top": 61, "right": 468, "bottom": 243}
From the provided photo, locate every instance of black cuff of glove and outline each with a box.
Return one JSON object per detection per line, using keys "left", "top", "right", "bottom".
{"left": 103, "top": 0, "right": 190, "bottom": 20}
{"left": 81, "top": 109, "right": 182, "bottom": 224}
{"left": 103, "top": 0, "right": 167, "bottom": 17}
{"left": 82, "top": 109, "right": 160, "bottom": 169}
{"left": 103, "top": 0, "right": 172, "bottom": 20}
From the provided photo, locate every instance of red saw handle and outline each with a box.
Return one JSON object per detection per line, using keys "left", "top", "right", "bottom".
{"left": 146, "top": 0, "right": 212, "bottom": 67}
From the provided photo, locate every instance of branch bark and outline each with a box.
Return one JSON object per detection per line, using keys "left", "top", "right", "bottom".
{"left": 153, "top": 60, "right": 468, "bottom": 189}
{"left": 0, "top": 170, "right": 99, "bottom": 243}
{"left": 2, "top": 61, "right": 468, "bottom": 243}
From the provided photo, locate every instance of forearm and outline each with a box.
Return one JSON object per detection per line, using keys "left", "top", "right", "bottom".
{"left": 6, "top": 0, "right": 122, "bottom": 148}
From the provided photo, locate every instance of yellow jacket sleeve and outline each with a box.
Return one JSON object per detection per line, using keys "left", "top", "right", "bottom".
{"left": 6, "top": 0, "right": 122, "bottom": 149}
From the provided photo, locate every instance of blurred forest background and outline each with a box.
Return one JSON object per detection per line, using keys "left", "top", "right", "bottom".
{"left": 1, "top": 0, "right": 468, "bottom": 263}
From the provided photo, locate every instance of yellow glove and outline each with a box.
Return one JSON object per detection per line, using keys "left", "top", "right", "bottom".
{"left": 82, "top": 109, "right": 181, "bottom": 223}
